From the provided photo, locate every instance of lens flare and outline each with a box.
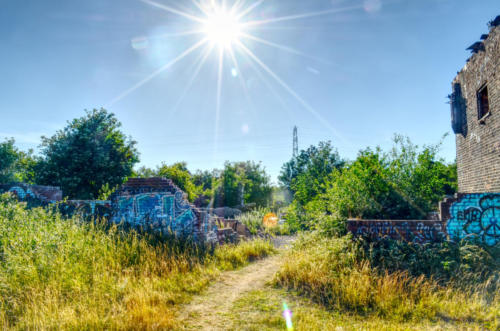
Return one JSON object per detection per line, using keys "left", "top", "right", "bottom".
{"left": 283, "top": 302, "right": 293, "bottom": 330}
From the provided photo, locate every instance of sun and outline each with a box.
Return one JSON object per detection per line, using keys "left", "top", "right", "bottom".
{"left": 202, "top": 9, "right": 242, "bottom": 48}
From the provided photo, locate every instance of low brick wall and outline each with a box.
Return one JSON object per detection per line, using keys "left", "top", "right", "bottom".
{"left": 0, "top": 183, "right": 62, "bottom": 207}
{"left": 347, "top": 220, "right": 446, "bottom": 244}
{"left": 349, "top": 192, "right": 500, "bottom": 246}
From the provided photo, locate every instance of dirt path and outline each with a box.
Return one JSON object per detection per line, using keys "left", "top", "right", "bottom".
{"left": 177, "top": 237, "right": 293, "bottom": 330}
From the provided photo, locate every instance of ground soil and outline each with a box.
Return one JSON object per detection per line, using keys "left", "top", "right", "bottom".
{"left": 176, "top": 237, "right": 294, "bottom": 330}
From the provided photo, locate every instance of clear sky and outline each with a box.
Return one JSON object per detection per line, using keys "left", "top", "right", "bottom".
{"left": 1, "top": 0, "right": 499, "bottom": 181}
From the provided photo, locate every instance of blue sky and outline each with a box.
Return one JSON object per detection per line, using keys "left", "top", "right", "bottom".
{"left": 1, "top": 0, "right": 499, "bottom": 181}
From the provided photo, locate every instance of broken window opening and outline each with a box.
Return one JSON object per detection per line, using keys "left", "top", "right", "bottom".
{"left": 477, "top": 84, "right": 490, "bottom": 120}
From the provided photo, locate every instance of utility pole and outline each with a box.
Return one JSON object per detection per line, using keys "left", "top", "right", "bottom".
{"left": 293, "top": 126, "right": 298, "bottom": 157}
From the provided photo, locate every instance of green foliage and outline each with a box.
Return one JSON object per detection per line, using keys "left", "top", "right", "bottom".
{"left": 360, "top": 238, "right": 500, "bottom": 286}
{"left": 284, "top": 135, "right": 458, "bottom": 230}
{"left": 214, "top": 161, "right": 272, "bottom": 208}
{"left": 326, "top": 135, "right": 457, "bottom": 219}
{"left": 35, "top": 109, "right": 139, "bottom": 200}
{"left": 0, "top": 139, "right": 18, "bottom": 183}
{"left": 275, "top": 232, "right": 499, "bottom": 328}
{"left": 0, "top": 139, "right": 36, "bottom": 184}
{"left": 156, "top": 162, "right": 201, "bottom": 202}
{"left": 236, "top": 207, "right": 291, "bottom": 236}
{"left": 0, "top": 195, "right": 274, "bottom": 329}
{"left": 279, "top": 141, "right": 344, "bottom": 204}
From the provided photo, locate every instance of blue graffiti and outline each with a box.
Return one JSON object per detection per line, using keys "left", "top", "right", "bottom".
{"left": 112, "top": 192, "right": 197, "bottom": 236}
{"left": 8, "top": 186, "right": 35, "bottom": 200}
{"left": 447, "top": 194, "right": 500, "bottom": 246}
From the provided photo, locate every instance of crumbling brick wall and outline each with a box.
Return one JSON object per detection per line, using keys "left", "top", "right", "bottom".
{"left": 109, "top": 178, "right": 219, "bottom": 243}
{"left": 452, "top": 21, "right": 500, "bottom": 193}
{"left": 0, "top": 183, "right": 62, "bottom": 207}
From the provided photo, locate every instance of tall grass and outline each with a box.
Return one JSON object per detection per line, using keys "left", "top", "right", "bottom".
{"left": 0, "top": 194, "right": 275, "bottom": 329}
{"left": 274, "top": 232, "right": 499, "bottom": 329}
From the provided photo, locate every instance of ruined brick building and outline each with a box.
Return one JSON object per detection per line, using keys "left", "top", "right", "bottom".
{"left": 450, "top": 15, "right": 500, "bottom": 192}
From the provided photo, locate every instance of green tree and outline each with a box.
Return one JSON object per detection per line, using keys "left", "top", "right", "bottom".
{"left": 0, "top": 139, "right": 37, "bottom": 183}
{"left": 280, "top": 141, "right": 344, "bottom": 206}
{"left": 156, "top": 162, "right": 200, "bottom": 202}
{"left": 0, "top": 139, "right": 19, "bottom": 183}
{"left": 35, "top": 109, "right": 139, "bottom": 199}
{"left": 215, "top": 161, "right": 272, "bottom": 208}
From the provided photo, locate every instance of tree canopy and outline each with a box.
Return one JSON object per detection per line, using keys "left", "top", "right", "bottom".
{"left": 0, "top": 139, "right": 36, "bottom": 184}
{"left": 35, "top": 109, "right": 139, "bottom": 199}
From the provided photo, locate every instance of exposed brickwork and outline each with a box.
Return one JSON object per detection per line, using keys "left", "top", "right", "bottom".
{"left": 347, "top": 220, "right": 446, "bottom": 244}
{"left": 0, "top": 183, "right": 62, "bottom": 206}
{"left": 453, "top": 23, "right": 500, "bottom": 193}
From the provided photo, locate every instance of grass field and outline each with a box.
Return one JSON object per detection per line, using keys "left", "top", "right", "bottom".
{"left": 0, "top": 195, "right": 275, "bottom": 329}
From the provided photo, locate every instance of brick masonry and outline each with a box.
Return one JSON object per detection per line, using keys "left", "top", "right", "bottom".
{"left": 0, "top": 183, "right": 62, "bottom": 207}
{"left": 347, "top": 220, "right": 446, "bottom": 244}
{"left": 348, "top": 192, "right": 499, "bottom": 246}
{"left": 452, "top": 21, "right": 500, "bottom": 193}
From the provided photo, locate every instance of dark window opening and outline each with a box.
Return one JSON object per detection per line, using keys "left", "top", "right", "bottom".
{"left": 477, "top": 85, "right": 490, "bottom": 120}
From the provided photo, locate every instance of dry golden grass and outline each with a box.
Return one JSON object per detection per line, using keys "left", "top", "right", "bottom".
{"left": 0, "top": 195, "right": 275, "bottom": 330}
{"left": 274, "top": 233, "right": 500, "bottom": 329}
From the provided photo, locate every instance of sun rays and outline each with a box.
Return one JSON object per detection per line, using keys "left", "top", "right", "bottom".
{"left": 108, "top": 0, "right": 363, "bottom": 157}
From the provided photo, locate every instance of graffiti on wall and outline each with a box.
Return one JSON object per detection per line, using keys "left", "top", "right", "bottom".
{"left": 112, "top": 191, "right": 197, "bottom": 236}
{"left": 446, "top": 193, "right": 500, "bottom": 246}
{"left": 348, "top": 220, "right": 446, "bottom": 244}
{"left": 0, "top": 184, "right": 62, "bottom": 207}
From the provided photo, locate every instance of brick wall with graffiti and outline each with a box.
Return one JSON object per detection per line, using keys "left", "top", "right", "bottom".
{"left": 440, "top": 193, "right": 499, "bottom": 246}
{"left": 1, "top": 179, "right": 219, "bottom": 244}
{"left": 108, "top": 178, "right": 219, "bottom": 243}
{"left": 347, "top": 220, "right": 447, "bottom": 244}
{"left": 348, "top": 193, "right": 499, "bottom": 246}
{"left": 0, "top": 183, "right": 62, "bottom": 207}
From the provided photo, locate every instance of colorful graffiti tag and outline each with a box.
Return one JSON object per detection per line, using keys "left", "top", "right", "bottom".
{"left": 446, "top": 193, "right": 500, "bottom": 246}
{"left": 0, "top": 184, "right": 62, "bottom": 207}
{"left": 112, "top": 192, "right": 198, "bottom": 236}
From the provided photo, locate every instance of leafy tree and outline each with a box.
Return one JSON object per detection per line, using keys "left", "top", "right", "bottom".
{"left": 0, "top": 139, "right": 19, "bottom": 183}
{"left": 215, "top": 161, "right": 272, "bottom": 208}
{"left": 192, "top": 170, "right": 216, "bottom": 191}
{"left": 156, "top": 162, "right": 200, "bottom": 202}
{"left": 0, "top": 139, "right": 37, "bottom": 183}
{"left": 133, "top": 166, "right": 157, "bottom": 178}
{"left": 279, "top": 141, "right": 344, "bottom": 206}
{"left": 35, "top": 109, "right": 139, "bottom": 199}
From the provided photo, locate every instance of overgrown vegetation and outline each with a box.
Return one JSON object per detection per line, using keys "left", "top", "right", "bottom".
{"left": 35, "top": 109, "right": 140, "bottom": 200}
{"left": 0, "top": 194, "right": 274, "bottom": 329}
{"left": 282, "top": 135, "right": 457, "bottom": 231}
{"left": 274, "top": 232, "right": 499, "bottom": 329}
{"left": 236, "top": 207, "right": 291, "bottom": 236}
